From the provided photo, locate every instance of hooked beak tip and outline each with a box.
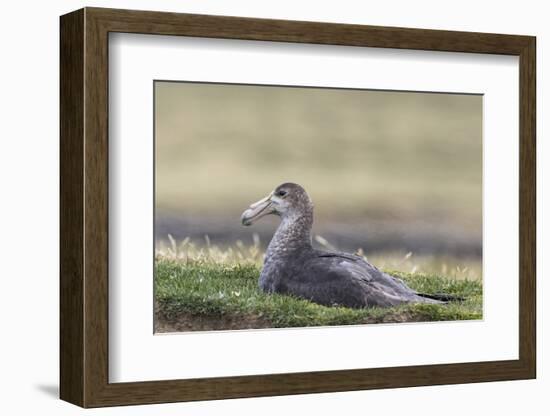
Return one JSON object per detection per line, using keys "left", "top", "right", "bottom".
{"left": 240, "top": 192, "right": 274, "bottom": 226}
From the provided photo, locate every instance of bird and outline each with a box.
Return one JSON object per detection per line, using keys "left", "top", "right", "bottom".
{"left": 241, "top": 182, "right": 454, "bottom": 309}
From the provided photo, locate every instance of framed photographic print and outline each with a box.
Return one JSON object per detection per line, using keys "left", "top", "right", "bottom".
{"left": 60, "top": 7, "right": 536, "bottom": 408}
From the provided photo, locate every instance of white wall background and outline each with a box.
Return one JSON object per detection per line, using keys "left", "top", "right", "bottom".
{"left": 0, "top": 0, "right": 545, "bottom": 414}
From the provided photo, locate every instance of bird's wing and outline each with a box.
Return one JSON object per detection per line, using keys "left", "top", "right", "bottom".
{"left": 308, "top": 251, "right": 425, "bottom": 307}
{"left": 318, "top": 251, "right": 450, "bottom": 305}
{"left": 316, "top": 251, "right": 409, "bottom": 289}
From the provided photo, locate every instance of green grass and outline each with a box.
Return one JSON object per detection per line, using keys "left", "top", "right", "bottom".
{"left": 155, "top": 256, "right": 482, "bottom": 332}
{"left": 158, "top": 235, "right": 483, "bottom": 280}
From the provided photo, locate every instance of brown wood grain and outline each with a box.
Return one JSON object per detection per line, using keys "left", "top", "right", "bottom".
{"left": 518, "top": 38, "right": 537, "bottom": 375}
{"left": 59, "top": 8, "right": 85, "bottom": 406}
{"left": 60, "top": 7, "right": 536, "bottom": 408}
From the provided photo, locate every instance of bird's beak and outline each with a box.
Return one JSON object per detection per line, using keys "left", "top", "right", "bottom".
{"left": 241, "top": 192, "right": 275, "bottom": 226}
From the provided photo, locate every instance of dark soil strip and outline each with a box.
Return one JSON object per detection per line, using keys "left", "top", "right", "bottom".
{"left": 154, "top": 309, "right": 439, "bottom": 333}
{"left": 155, "top": 311, "right": 274, "bottom": 332}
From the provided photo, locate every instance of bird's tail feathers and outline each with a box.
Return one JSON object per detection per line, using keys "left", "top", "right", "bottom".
{"left": 417, "top": 292, "right": 465, "bottom": 302}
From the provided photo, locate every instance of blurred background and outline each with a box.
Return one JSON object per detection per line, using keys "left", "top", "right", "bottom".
{"left": 155, "top": 81, "right": 482, "bottom": 279}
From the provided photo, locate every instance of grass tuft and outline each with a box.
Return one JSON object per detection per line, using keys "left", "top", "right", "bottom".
{"left": 155, "top": 254, "right": 482, "bottom": 332}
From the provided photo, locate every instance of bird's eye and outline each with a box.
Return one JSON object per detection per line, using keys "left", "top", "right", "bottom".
{"left": 277, "top": 190, "right": 287, "bottom": 197}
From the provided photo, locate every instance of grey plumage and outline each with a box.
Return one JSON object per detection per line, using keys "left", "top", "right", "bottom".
{"left": 241, "top": 182, "right": 445, "bottom": 309}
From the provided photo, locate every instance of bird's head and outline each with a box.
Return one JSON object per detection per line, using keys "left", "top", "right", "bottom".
{"left": 241, "top": 182, "right": 313, "bottom": 226}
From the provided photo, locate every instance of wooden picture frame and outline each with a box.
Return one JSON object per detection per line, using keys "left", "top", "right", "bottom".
{"left": 60, "top": 7, "right": 536, "bottom": 408}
